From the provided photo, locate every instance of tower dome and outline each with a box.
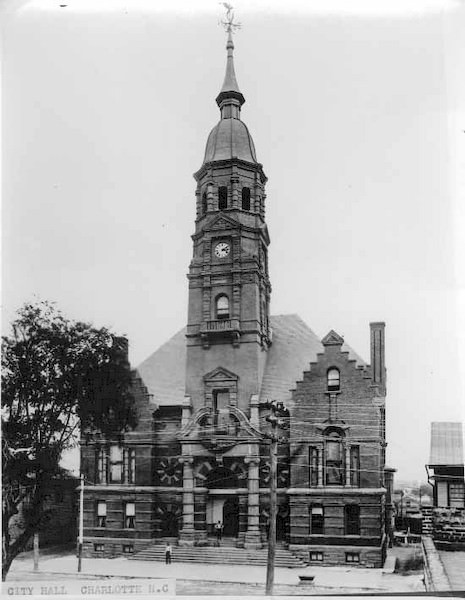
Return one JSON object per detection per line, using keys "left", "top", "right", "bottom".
{"left": 201, "top": 30, "right": 258, "bottom": 166}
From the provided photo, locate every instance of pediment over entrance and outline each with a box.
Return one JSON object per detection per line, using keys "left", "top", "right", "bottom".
{"left": 203, "top": 366, "right": 238, "bottom": 382}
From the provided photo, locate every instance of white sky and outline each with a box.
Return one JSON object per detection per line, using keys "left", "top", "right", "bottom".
{"left": 2, "top": 0, "right": 465, "bottom": 482}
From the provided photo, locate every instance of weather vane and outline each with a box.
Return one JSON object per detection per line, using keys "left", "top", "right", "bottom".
{"left": 219, "top": 3, "right": 241, "bottom": 35}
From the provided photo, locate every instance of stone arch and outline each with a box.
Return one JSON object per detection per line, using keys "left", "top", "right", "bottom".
{"left": 205, "top": 466, "right": 238, "bottom": 490}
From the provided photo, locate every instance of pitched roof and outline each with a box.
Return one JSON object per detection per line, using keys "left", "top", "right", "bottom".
{"left": 136, "top": 327, "right": 186, "bottom": 407}
{"left": 136, "top": 314, "right": 366, "bottom": 407}
{"left": 429, "top": 422, "right": 464, "bottom": 466}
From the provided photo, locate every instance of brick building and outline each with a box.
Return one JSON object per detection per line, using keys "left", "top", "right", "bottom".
{"left": 80, "top": 29, "right": 389, "bottom": 567}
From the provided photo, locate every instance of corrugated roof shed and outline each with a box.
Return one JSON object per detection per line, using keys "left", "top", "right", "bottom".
{"left": 429, "top": 422, "right": 464, "bottom": 466}
{"left": 136, "top": 314, "right": 366, "bottom": 407}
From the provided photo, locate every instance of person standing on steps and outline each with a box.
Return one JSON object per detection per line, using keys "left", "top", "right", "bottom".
{"left": 165, "top": 542, "right": 172, "bottom": 564}
{"left": 214, "top": 520, "right": 223, "bottom": 545}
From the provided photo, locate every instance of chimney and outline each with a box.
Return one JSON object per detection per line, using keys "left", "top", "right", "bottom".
{"left": 370, "top": 322, "right": 386, "bottom": 393}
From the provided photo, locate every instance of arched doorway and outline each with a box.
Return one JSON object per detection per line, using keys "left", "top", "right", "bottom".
{"left": 222, "top": 497, "right": 239, "bottom": 537}
{"left": 160, "top": 511, "right": 179, "bottom": 537}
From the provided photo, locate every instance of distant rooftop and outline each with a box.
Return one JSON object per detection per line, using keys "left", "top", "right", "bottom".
{"left": 429, "top": 422, "right": 464, "bottom": 466}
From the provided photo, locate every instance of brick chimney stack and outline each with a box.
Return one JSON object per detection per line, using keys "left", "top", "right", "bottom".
{"left": 370, "top": 322, "right": 386, "bottom": 394}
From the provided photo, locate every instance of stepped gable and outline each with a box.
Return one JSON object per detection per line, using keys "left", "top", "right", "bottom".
{"left": 136, "top": 327, "right": 186, "bottom": 407}
{"left": 136, "top": 314, "right": 366, "bottom": 407}
{"left": 259, "top": 314, "right": 366, "bottom": 404}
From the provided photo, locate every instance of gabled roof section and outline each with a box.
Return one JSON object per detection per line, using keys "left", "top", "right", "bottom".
{"left": 321, "top": 329, "right": 344, "bottom": 346}
{"left": 205, "top": 212, "right": 241, "bottom": 232}
{"left": 429, "top": 422, "right": 464, "bottom": 466}
{"left": 259, "top": 315, "right": 366, "bottom": 404}
{"left": 136, "top": 327, "right": 186, "bottom": 407}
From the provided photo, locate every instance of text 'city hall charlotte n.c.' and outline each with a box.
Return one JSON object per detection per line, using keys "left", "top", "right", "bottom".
{"left": 80, "top": 24, "right": 392, "bottom": 568}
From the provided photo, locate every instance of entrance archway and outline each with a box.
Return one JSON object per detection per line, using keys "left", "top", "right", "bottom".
{"left": 206, "top": 466, "right": 238, "bottom": 489}
{"left": 160, "top": 511, "right": 179, "bottom": 537}
{"left": 222, "top": 497, "right": 239, "bottom": 537}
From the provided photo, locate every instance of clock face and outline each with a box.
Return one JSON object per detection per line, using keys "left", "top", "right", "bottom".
{"left": 214, "top": 242, "right": 230, "bottom": 258}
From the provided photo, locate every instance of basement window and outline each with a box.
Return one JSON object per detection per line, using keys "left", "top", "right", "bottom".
{"left": 123, "top": 544, "right": 134, "bottom": 554}
{"left": 309, "top": 551, "right": 323, "bottom": 562}
{"left": 345, "top": 552, "right": 360, "bottom": 563}
{"left": 94, "top": 543, "right": 105, "bottom": 553}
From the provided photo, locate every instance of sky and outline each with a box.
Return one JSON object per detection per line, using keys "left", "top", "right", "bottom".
{"left": 2, "top": 0, "right": 465, "bottom": 482}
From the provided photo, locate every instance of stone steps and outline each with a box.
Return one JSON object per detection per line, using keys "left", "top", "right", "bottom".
{"left": 130, "top": 544, "right": 306, "bottom": 568}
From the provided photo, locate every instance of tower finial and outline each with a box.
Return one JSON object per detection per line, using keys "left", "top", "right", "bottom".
{"left": 219, "top": 3, "right": 241, "bottom": 37}
{"left": 216, "top": 3, "right": 245, "bottom": 112}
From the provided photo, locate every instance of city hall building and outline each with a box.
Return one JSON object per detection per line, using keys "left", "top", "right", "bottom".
{"left": 81, "top": 28, "right": 389, "bottom": 567}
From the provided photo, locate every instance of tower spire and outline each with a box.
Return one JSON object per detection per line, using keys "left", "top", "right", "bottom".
{"left": 216, "top": 4, "right": 245, "bottom": 114}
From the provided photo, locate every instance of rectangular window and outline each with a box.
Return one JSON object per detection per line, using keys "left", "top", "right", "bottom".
{"left": 350, "top": 446, "right": 360, "bottom": 487}
{"left": 345, "top": 504, "right": 360, "bottom": 535}
{"left": 309, "top": 446, "right": 319, "bottom": 487}
{"left": 326, "top": 440, "right": 344, "bottom": 485}
{"left": 109, "top": 445, "right": 123, "bottom": 483}
{"left": 123, "top": 448, "right": 136, "bottom": 484}
{"left": 213, "top": 389, "right": 229, "bottom": 430}
{"left": 125, "top": 502, "right": 135, "bottom": 529}
{"left": 449, "top": 483, "right": 465, "bottom": 508}
{"left": 345, "top": 552, "right": 360, "bottom": 563}
{"left": 94, "top": 543, "right": 105, "bottom": 553}
{"left": 310, "top": 505, "right": 324, "bottom": 535}
{"left": 122, "top": 544, "right": 134, "bottom": 554}
{"left": 97, "top": 447, "right": 108, "bottom": 484}
{"left": 309, "top": 551, "right": 323, "bottom": 562}
{"left": 96, "top": 501, "right": 107, "bottom": 527}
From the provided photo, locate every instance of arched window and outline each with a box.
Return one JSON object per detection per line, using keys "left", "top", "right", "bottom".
{"left": 242, "top": 187, "right": 251, "bottom": 210}
{"left": 202, "top": 192, "right": 208, "bottom": 214}
{"left": 327, "top": 368, "right": 340, "bottom": 391}
{"left": 344, "top": 504, "right": 360, "bottom": 535}
{"left": 218, "top": 186, "right": 228, "bottom": 210}
{"left": 216, "top": 295, "right": 230, "bottom": 320}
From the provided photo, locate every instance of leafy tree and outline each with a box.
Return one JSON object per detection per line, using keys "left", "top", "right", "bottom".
{"left": 1, "top": 301, "right": 137, "bottom": 580}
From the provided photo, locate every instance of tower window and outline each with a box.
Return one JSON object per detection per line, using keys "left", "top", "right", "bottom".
{"left": 344, "top": 504, "right": 360, "bottom": 535}
{"left": 327, "top": 368, "right": 340, "bottom": 391}
{"left": 216, "top": 295, "right": 230, "bottom": 320}
{"left": 202, "top": 192, "right": 208, "bottom": 214}
{"left": 218, "top": 186, "right": 228, "bottom": 210}
{"left": 242, "top": 187, "right": 251, "bottom": 210}
{"left": 309, "top": 505, "right": 324, "bottom": 535}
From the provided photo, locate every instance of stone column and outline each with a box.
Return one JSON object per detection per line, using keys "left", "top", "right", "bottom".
{"left": 237, "top": 493, "right": 248, "bottom": 548}
{"left": 317, "top": 444, "right": 324, "bottom": 487}
{"left": 194, "top": 491, "right": 207, "bottom": 541}
{"left": 244, "top": 456, "right": 261, "bottom": 548}
{"left": 179, "top": 457, "right": 195, "bottom": 545}
{"left": 345, "top": 443, "right": 351, "bottom": 486}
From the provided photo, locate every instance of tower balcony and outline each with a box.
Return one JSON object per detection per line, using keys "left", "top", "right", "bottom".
{"left": 200, "top": 318, "right": 241, "bottom": 348}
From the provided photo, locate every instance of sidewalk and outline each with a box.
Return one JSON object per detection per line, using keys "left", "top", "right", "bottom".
{"left": 8, "top": 552, "right": 425, "bottom": 593}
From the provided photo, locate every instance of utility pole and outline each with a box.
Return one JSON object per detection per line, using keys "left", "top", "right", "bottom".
{"left": 77, "top": 474, "right": 84, "bottom": 572}
{"left": 264, "top": 400, "right": 289, "bottom": 596}
{"left": 33, "top": 532, "right": 39, "bottom": 572}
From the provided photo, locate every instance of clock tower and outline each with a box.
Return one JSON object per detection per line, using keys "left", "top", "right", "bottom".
{"left": 184, "top": 28, "right": 271, "bottom": 421}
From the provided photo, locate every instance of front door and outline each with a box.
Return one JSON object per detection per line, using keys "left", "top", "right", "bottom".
{"left": 222, "top": 497, "right": 239, "bottom": 537}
